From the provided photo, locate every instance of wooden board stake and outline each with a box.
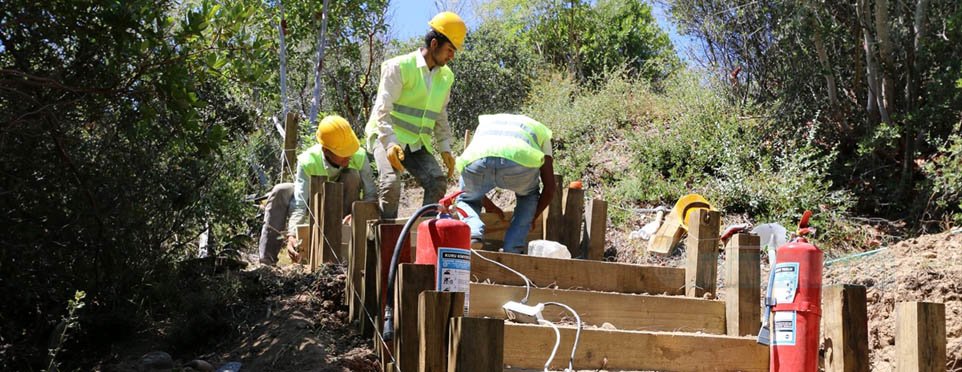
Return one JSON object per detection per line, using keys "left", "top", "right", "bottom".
{"left": 685, "top": 209, "right": 719, "bottom": 298}
{"left": 561, "top": 187, "right": 585, "bottom": 257}
{"left": 419, "top": 291, "right": 465, "bottom": 372}
{"left": 448, "top": 317, "right": 503, "bottom": 372}
{"left": 394, "top": 264, "right": 434, "bottom": 372}
{"left": 822, "top": 285, "right": 869, "bottom": 372}
{"left": 725, "top": 233, "right": 760, "bottom": 336}
{"left": 308, "top": 176, "right": 326, "bottom": 272}
{"left": 584, "top": 198, "right": 607, "bottom": 260}
{"left": 543, "top": 174, "right": 564, "bottom": 242}
{"left": 349, "top": 201, "right": 379, "bottom": 323}
{"left": 896, "top": 301, "right": 946, "bottom": 372}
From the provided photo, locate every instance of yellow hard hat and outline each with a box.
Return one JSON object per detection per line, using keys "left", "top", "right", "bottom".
{"left": 428, "top": 11, "right": 467, "bottom": 50}
{"left": 673, "top": 194, "right": 714, "bottom": 229}
{"left": 316, "top": 115, "right": 359, "bottom": 158}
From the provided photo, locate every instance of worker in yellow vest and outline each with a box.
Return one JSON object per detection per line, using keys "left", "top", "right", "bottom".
{"left": 258, "top": 115, "right": 376, "bottom": 265}
{"left": 364, "top": 11, "right": 467, "bottom": 219}
{"left": 456, "top": 114, "right": 556, "bottom": 253}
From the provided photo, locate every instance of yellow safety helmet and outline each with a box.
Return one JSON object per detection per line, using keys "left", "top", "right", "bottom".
{"left": 674, "top": 194, "right": 714, "bottom": 229}
{"left": 316, "top": 115, "right": 359, "bottom": 158}
{"left": 428, "top": 11, "right": 467, "bottom": 50}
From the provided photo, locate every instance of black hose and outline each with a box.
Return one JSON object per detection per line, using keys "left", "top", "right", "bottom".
{"left": 382, "top": 203, "right": 440, "bottom": 341}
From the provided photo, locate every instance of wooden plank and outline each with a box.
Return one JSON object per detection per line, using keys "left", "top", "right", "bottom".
{"left": 543, "top": 174, "right": 563, "bottom": 242}
{"left": 647, "top": 208, "right": 685, "bottom": 256}
{"left": 823, "top": 285, "right": 869, "bottom": 372}
{"left": 560, "top": 187, "right": 584, "bottom": 257}
{"left": 395, "top": 264, "right": 435, "bottom": 372}
{"left": 419, "top": 291, "right": 465, "bottom": 372}
{"left": 309, "top": 176, "right": 326, "bottom": 272}
{"left": 360, "top": 220, "right": 379, "bottom": 338}
{"left": 503, "top": 322, "right": 769, "bottom": 371}
{"left": 448, "top": 317, "right": 503, "bottom": 372}
{"left": 896, "top": 301, "right": 946, "bottom": 372}
{"left": 584, "top": 198, "right": 607, "bottom": 260}
{"left": 685, "top": 209, "right": 720, "bottom": 297}
{"left": 349, "top": 201, "right": 379, "bottom": 324}
{"left": 469, "top": 283, "right": 726, "bottom": 334}
{"left": 725, "top": 233, "right": 761, "bottom": 336}
{"left": 282, "top": 112, "right": 299, "bottom": 181}
{"left": 321, "top": 181, "right": 343, "bottom": 264}
{"left": 470, "top": 251, "right": 685, "bottom": 295}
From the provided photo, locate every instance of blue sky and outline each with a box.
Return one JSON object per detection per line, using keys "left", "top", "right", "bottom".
{"left": 386, "top": 0, "right": 697, "bottom": 63}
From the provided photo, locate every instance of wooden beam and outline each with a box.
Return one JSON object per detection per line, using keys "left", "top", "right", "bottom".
{"left": 322, "top": 181, "right": 343, "bottom": 264}
{"left": 823, "top": 285, "right": 869, "bottom": 372}
{"left": 395, "top": 264, "right": 435, "bottom": 372}
{"left": 543, "top": 174, "right": 563, "bottom": 242}
{"left": 470, "top": 251, "right": 685, "bottom": 295}
{"left": 560, "top": 187, "right": 584, "bottom": 257}
{"left": 448, "top": 317, "right": 503, "bottom": 372}
{"left": 685, "top": 209, "right": 720, "bottom": 297}
{"left": 282, "top": 112, "right": 299, "bottom": 181}
{"left": 584, "top": 198, "right": 607, "bottom": 260}
{"left": 503, "top": 323, "right": 769, "bottom": 371}
{"left": 419, "top": 291, "right": 465, "bottom": 372}
{"left": 469, "top": 283, "right": 726, "bottom": 334}
{"left": 896, "top": 301, "right": 946, "bottom": 372}
{"left": 349, "top": 201, "right": 379, "bottom": 324}
{"left": 725, "top": 233, "right": 761, "bottom": 336}
{"left": 647, "top": 207, "right": 685, "bottom": 256}
{"left": 309, "top": 175, "right": 327, "bottom": 272}
{"left": 360, "top": 219, "right": 379, "bottom": 338}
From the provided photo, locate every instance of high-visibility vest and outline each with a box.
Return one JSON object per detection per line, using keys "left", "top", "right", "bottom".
{"left": 366, "top": 51, "right": 454, "bottom": 153}
{"left": 456, "top": 114, "right": 552, "bottom": 171}
{"left": 298, "top": 144, "right": 367, "bottom": 177}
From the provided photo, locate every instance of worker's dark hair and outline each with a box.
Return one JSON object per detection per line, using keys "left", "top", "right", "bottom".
{"left": 424, "top": 29, "right": 451, "bottom": 48}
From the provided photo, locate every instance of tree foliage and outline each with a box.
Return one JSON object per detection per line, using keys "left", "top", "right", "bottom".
{"left": 667, "top": 0, "right": 962, "bottom": 220}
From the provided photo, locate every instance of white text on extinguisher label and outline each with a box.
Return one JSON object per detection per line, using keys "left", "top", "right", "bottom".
{"left": 436, "top": 248, "right": 471, "bottom": 314}
{"left": 772, "top": 262, "right": 800, "bottom": 304}
{"left": 772, "top": 311, "right": 797, "bottom": 346}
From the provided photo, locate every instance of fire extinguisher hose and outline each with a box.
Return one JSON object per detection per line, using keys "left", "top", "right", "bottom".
{"left": 382, "top": 203, "right": 441, "bottom": 342}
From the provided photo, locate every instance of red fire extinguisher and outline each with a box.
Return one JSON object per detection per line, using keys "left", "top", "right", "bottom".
{"left": 383, "top": 191, "right": 471, "bottom": 342}
{"left": 763, "top": 210, "right": 823, "bottom": 372}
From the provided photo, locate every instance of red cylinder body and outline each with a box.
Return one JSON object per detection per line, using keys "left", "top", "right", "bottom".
{"left": 415, "top": 215, "right": 471, "bottom": 272}
{"left": 771, "top": 237, "right": 823, "bottom": 372}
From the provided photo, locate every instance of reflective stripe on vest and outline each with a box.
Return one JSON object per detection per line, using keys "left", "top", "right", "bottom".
{"left": 456, "top": 114, "right": 552, "bottom": 171}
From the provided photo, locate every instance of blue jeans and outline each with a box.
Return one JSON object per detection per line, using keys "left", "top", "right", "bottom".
{"left": 456, "top": 157, "right": 540, "bottom": 253}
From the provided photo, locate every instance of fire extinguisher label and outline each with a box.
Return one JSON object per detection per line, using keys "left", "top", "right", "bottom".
{"left": 771, "top": 262, "right": 800, "bottom": 304}
{"left": 436, "top": 247, "right": 471, "bottom": 314}
{"left": 772, "top": 311, "right": 797, "bottom": 345}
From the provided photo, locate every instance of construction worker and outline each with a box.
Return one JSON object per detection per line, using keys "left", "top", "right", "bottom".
{"left": 365, "top": 11, "right": 467, "bottom": 219}
{"left": 455, "top": 114, "right": 556, "bottom": 253}
{"left": 258, "top": 115, "right": 376, "bottom": 265}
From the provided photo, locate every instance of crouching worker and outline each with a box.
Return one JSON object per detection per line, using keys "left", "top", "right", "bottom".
{"left": 258, "top": 115, "right": 377, "bottom": 265}
{"left": 455, "top": 114, "right": 556, "bottom": 253}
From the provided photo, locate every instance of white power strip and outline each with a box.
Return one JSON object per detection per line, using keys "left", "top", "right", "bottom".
{"left": 503, "top": 301, "right": 544, "bottom": 324}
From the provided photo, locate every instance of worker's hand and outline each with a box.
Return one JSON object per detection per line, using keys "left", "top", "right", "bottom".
{"left": 441, "top": 151, "right": 456, "bottom": 179}
{"left": 286, "top": 236, "right": 301, "bottom": 263}
{"left": 387, "top": 144, "right": 406, "bottom": 172}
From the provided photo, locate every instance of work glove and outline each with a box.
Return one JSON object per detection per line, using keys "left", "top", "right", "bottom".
{"left": 441, "top": 151, "right": 456, "bottom": 179}
{"left": 387, "top": 144, "right": 405, "bottom": 172}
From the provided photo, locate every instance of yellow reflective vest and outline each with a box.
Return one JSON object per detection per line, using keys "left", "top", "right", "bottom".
{"left": 365, "top": 51, "right": 454, "bottom": 153}
{"left": 456, "top": 114, "right": 552, "bottom": 171}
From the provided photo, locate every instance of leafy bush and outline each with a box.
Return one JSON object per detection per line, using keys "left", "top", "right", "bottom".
{"left": 924, "top": 126, "right": 962, "bottom": 225}
{"left": 521, "top": 69, "right": 856, "bottom": 249}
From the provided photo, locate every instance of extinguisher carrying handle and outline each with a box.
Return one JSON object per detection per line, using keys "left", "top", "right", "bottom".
{"left": 438, "top": 190, "right": 469, "bottom": 218}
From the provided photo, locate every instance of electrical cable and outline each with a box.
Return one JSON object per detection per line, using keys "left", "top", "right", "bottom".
{"left": 544, "top": 302, "right": 582, "bottom": 371}
{"left": 470, "top": 249, "right": 533, "bottom": 304}
{"left": 382, "top": 203, "right": 441, "bottom": 341}
{"left": 538, "top": 319, "right": 561, "bottom": 372}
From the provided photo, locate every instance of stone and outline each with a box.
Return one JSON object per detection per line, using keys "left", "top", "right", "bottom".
{"left": 139, "top": 351, "right": 173, "bottom": 372}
